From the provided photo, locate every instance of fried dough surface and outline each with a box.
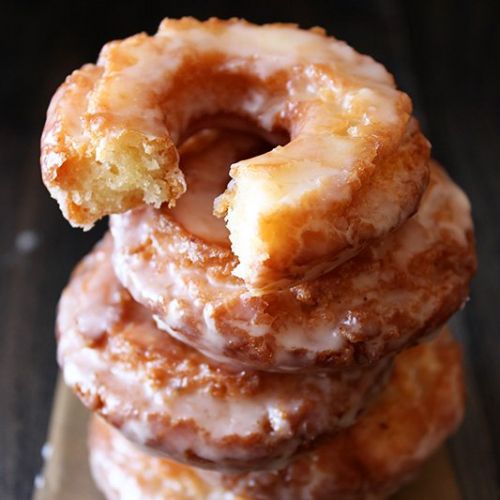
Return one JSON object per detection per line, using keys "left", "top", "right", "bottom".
{"left": 89, "top": 330, "right": 464, "bottom": 499}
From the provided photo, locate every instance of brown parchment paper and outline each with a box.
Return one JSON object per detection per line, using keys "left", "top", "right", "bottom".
{"left": 33, "top": 377, "right": 462, "bottom": 500}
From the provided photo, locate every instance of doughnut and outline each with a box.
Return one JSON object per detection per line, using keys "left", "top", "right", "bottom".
{"left": 41, "top": 17, "right": 430, "bottom": 292}
{"left": 57, "top": 236, "right": 390, "bottom": 471}
{"left": 88, "top": 329, "right": 464, "bottom": 500}
{"left": 110, "top": 149, "right": 476, "bottom": 372}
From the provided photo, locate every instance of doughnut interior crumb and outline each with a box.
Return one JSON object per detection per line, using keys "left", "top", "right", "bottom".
{"left": 52, "top": 133, "right": 185, "bottom": 229}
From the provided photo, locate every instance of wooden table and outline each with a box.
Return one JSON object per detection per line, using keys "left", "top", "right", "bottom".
{"left": 1, "top": 1, "right": 499, "bottom": 498}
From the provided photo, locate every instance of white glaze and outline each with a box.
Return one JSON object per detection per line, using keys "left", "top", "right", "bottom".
{"left": 58, "top": 241, "right": 388, "bottom": 468}
{"left": 88, "top": 331, "right": 464, "bottom": 499}
{"left": 111, "top": 164, "right": 473, "bottom": 372}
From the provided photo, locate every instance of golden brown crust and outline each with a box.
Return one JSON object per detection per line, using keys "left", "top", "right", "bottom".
{"left": 88, "top": 330, "right": 464, "bottom": 499}
{"left": 41, "top": 17, "right": 428, "bottom": 291}
{"left": 110, "top": 161, "right": 476, "bottom": 372}
{"left": 58, "top": 237, "right": 389, "bottom": 471}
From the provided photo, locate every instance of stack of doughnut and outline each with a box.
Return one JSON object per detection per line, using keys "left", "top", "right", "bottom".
{"left": 41, "top": 18, "right": 477, "bottom": 499}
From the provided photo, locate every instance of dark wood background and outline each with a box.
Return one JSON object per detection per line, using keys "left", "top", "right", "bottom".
{"left": 1, "top": 1, "right": 499, "bottom": 498}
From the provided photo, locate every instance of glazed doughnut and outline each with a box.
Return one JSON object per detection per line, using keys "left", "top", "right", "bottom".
{"left": 57, "top": 236, "right": 389, "bottom": 471}
{"left": 110, "top": 152, "right": 476, "bottom": 372}
{"left": 41, "top": 17, "right": 430, "bottom": 292}
{"left": 89, "top": 329, "right": 464, "bottom": 500}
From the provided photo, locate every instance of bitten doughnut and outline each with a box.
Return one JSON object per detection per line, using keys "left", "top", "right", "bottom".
{"left": 89, "top": 330, "right": 464, "bottom": 500}
{"left": 57, "top": 236, "right": 389, "bottom": 471}
{"left": 41, "top": 17, "right": 430, "bottom": 292}
{"left": 111, "top": 143, "right": 476, "bottom": 372}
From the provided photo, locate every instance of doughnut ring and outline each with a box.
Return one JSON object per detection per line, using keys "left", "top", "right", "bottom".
{"left": 41, "top": 17, "right": 430, "bottom": 292}
{"left": 110, "top": 149, "right": 476, "bottom": 372}
{"left": 57, "top": 236, "right": 390, "bottom": 471}
{"left": 89, "top": 329, "right": 464, "bottom": 500}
